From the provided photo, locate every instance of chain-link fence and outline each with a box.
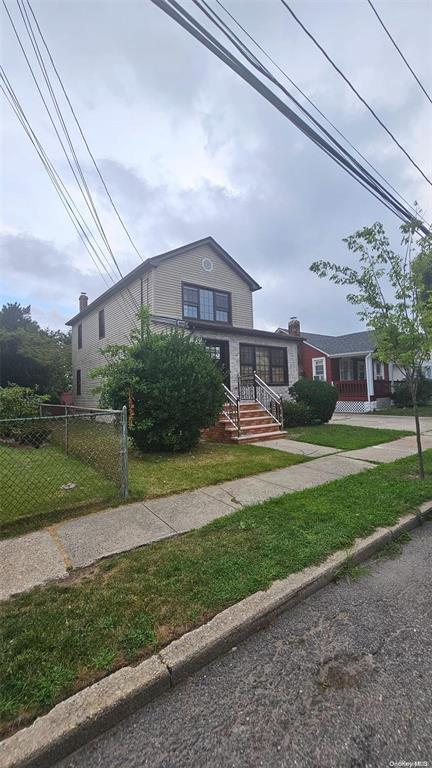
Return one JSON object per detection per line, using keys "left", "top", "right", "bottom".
{"left": 0, "top": 405, "right": 128, "bottom": 530}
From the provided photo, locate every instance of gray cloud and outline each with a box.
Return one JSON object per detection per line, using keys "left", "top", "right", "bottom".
{"left": 1, "top": 0, "right": 431, "bottom": 334}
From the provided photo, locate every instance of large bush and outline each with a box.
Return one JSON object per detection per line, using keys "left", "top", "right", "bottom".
{"left": 0, "top": 385, "right": 50, "bottom": 446}
{"left": 94, "top": 313, "right": 225, "bottom": 452}
{"left": 392, "top": 376, "right": 432, "bottom": 408}
{"left": 0, "top": 384, "right": 48, "bottom": 419}
{"left": 289, "top": 378, "right": 338, "bottom": 424}
{"left": 282, "top": 400, "right": 314, "bottom": 427}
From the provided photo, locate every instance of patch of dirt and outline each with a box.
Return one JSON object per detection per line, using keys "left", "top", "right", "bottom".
{"left": 318, "top": 652, "right": 374, "bottom": 689}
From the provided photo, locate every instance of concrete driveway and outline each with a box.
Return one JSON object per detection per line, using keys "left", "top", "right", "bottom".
{"left": 331, "top": 411, "right": 432, "bottom": 433}
{"left": 55, "top": 522, "right": 432, "bottom": 768}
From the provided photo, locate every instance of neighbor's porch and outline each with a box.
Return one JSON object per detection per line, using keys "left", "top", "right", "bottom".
{"left": 329, "top": 355, "right": 391, "bottom": 406}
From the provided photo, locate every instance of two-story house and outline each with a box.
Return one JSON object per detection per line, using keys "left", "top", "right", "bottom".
{"left": 66, "top": 237, "right": 301, "bottom": 439}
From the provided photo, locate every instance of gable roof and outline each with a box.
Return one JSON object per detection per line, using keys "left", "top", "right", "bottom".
{"left": 302, "top": 330, "right": 376, "bottom": 355}
{"left": 66, "top": 236, "right": 261, "bottom": 325}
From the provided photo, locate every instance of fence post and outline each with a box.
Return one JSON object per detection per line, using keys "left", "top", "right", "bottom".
{"left": 120, "top": 405, "right": 129, "bottom": 499}
{"left": 64, "top": 405, "right": 69, "bottom": 455}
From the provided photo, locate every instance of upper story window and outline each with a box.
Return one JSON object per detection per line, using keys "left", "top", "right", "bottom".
{"left": 77, "top": 323, "right": 82, "bottom": 349}
{"left": 98, "top": 308, "right": 105, "bottom": 339}
{"left": 182, "top": 284, "right": 230, "bottom": 324}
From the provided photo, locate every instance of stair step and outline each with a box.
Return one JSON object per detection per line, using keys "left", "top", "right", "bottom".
{"left": 225, "top": 422, "right": 282, "bottom": 435}
{"left": 220, "top": 415, "right": 273, "bottom": 426}
{"left": 231, "top": 430, "right": 287, "bottom": 444}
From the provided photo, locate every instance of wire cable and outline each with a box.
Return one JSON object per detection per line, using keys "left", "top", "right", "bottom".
{"left": 150, "top": 0, "right": 430, "bottom": 234}
{"left": 25, "top": 0, "right": 145, "bottom": 262}
{"left": 212, "top": 0, "right": 424, "bottom": 222}
{"left": 367, "top": 0, "right": 432, "bottom": 106}
{"left": 0, "top": 72, "right": 113, "bottom": 288}
{"left": 193, "top": 0, "right": 429, "bottom": 228}
{"left": 280, "top": 0, "right": 432, "bottom": 188}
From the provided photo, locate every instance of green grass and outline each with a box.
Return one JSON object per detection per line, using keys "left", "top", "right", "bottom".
{"left": 0, "top": 440, "right": 307, "bottom": 538}
{"left": 128, "top": 442, "right": 306, "bottom": 498}
{"left": 287, "top": 423, "right": 412, "bottom": 450}
{"left": 1, "top": 451, "right": 432, "bottom": 736}
{"left": 0, "top": 443, "right": 117, "bottom": 532}
{"left": 369, "top": 405, "right": 432, "bottom": 417}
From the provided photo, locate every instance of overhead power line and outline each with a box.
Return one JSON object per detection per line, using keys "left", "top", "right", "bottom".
{"left": 279, "top": 0, "right": 432, "bottom": 188}
{"left": 25, "top": 0, "right": 145, "bottom": 263}
{"left": 0, "top": 68, "right": 114, "bottom": 288}
{"left": 2, "top": 0, "right": 122, "bottom": 282}
{"left": 203, "top": 0, "right": 425, "bottom": 224}
{"left": 367, "top": 0, "right": 432, "bottom": 107}
{"left": 2, "top": 0, "right": 141, "bottom": 318}
{"left": 149, "top": 0, "right": 430, "bottom": 235}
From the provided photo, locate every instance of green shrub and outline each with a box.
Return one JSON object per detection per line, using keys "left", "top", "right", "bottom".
{"left": 94, "top": 312, "right": 225, "bottom": 453}
{"left": 0, "top": 385, "right": 50, "bottom": 445}
{"left": 282, "top": 399, "right": 314, "bottom": 427}
{"left": 392, "top": 376, "right": 432, "bottom": 407}
{"left": 0, "top": 384, "right": 47, "bottom": 419}
{"left": 289, "top": 378, "right": 338, "bottom": 424}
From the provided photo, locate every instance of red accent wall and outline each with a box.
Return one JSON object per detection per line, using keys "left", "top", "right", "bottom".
{"left": 301, "top": 343, "right": 332, "bottom": 382}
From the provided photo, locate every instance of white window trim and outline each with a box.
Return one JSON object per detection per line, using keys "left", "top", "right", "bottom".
{"left": 312, "top": 356, "right": 326, "bottom": 381}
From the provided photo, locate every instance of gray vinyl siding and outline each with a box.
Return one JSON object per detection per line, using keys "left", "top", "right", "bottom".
{"left": 152, "top": 243, "right": 254, "bottom": 328}
{"left": 72, "top": 277, "right": 144, "bottom": 407}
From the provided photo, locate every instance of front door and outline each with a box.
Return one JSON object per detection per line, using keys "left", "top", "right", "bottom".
{"left": 204, "top": 339, "right": 230, "bottom": 388}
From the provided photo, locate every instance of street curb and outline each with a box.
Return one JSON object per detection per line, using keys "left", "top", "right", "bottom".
{"left": 1, "top": 503, "right": 431, "bottom": 768}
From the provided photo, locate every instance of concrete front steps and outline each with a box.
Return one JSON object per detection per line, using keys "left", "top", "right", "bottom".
{"left": 220, "top": 401, "right": 286, "bottom": 444}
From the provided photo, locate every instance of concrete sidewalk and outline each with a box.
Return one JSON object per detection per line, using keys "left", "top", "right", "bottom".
{"left": 2, "top": 431, "right": 431, "bottom": 602}
{"left": 0, "top": 452, "right": 373, "bottom": 602}
{"left": 331, "top": 411, "right": 432, "bottom": 433}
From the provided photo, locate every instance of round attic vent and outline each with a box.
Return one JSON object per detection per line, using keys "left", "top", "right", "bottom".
{"left": 202, "top": 257, "right": 214, "bottom": 272}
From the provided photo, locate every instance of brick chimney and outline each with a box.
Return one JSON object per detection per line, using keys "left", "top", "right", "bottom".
{"left": 79, "top": 292, "right": 88, "bottom": 313}
{"left": 288, "top": 316, "right": 300, "bottom": 336}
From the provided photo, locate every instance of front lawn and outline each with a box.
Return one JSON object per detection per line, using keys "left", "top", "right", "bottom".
{"left": 369, "top": 405, "right": 432, "bottom": 417}
{"left": 0, "top": 444, "right": 117, "bottom": 535}
{"left": 287, "top": 423, "right": 412, "bottom": 450}
{"left": 2, "top": 451, "right": 432, "bottom": 736}
{"left": 128, "top": 442, "right": 306, "bottom": 498}
{"left": 0, "top": 441, "right": 307, "bottom": 537}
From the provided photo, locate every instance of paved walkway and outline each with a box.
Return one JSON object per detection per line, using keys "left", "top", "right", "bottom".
{"left": 331, "top": 411, "right": 432, "bottom": 433}
{"left": 2, "top": 430, "right": 432, "bottom": 602}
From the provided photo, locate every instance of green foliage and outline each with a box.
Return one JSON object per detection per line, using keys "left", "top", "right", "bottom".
{"left": 0, "top": 385, "right": 47, "bottom": 419}
{"left": 0, "top": 303, "right": 71, "bottom": 397}
{"left": 310, "top": 218, "right": 432, "bottom": 478}
{"left": 282, "top": 399, "right": 314, "bottom": 427}
{"left": 93, "top": 309, "right": 225, "bottom": 452}
{"left": 0, "top": 385, "right": 50, "bottom": 445}
{"left": 289, "top": 378, "right": 338, "bottom": 424}
{"left": 310, "top": 220, "right": 432, "bottom": 392}
{"left": 392, "top": 376, "right": 432, "bottom": 408}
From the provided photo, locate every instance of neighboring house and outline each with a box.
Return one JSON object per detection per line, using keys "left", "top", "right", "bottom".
{"left": 277, "top": 320, "right": 393, "bottom": 413}
{"left": 66, "top": 237, "right": 301, "bottom": 439}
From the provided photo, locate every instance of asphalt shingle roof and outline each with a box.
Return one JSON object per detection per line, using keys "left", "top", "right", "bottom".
{"left": 302, "top": 330, "right": 376, "bottom": 355}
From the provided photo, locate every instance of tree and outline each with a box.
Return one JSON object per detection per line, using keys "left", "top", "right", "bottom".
{"left": 92, "top": 309, "right": 225, "bottom": 452}
{"left": 311, "top": 220, "right": 432, "bottom": 480}
{"left": 0, "top": 303, "right": 71, "bottom": 397}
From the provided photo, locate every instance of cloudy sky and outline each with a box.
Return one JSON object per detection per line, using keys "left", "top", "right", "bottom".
{"left": 1, "top": 0, "right": 431, "bottom": 334}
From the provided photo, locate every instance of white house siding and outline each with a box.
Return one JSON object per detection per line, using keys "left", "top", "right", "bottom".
{"left": 72, "top": 277, "right": 143, "bottom": 407}
{"left": 152, "top": 243, "right": 254, "bottom": 328}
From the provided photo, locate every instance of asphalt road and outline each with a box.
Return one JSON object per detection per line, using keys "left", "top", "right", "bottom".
{"left": 57, "top": 522, "right": 432, "bottom": 768}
